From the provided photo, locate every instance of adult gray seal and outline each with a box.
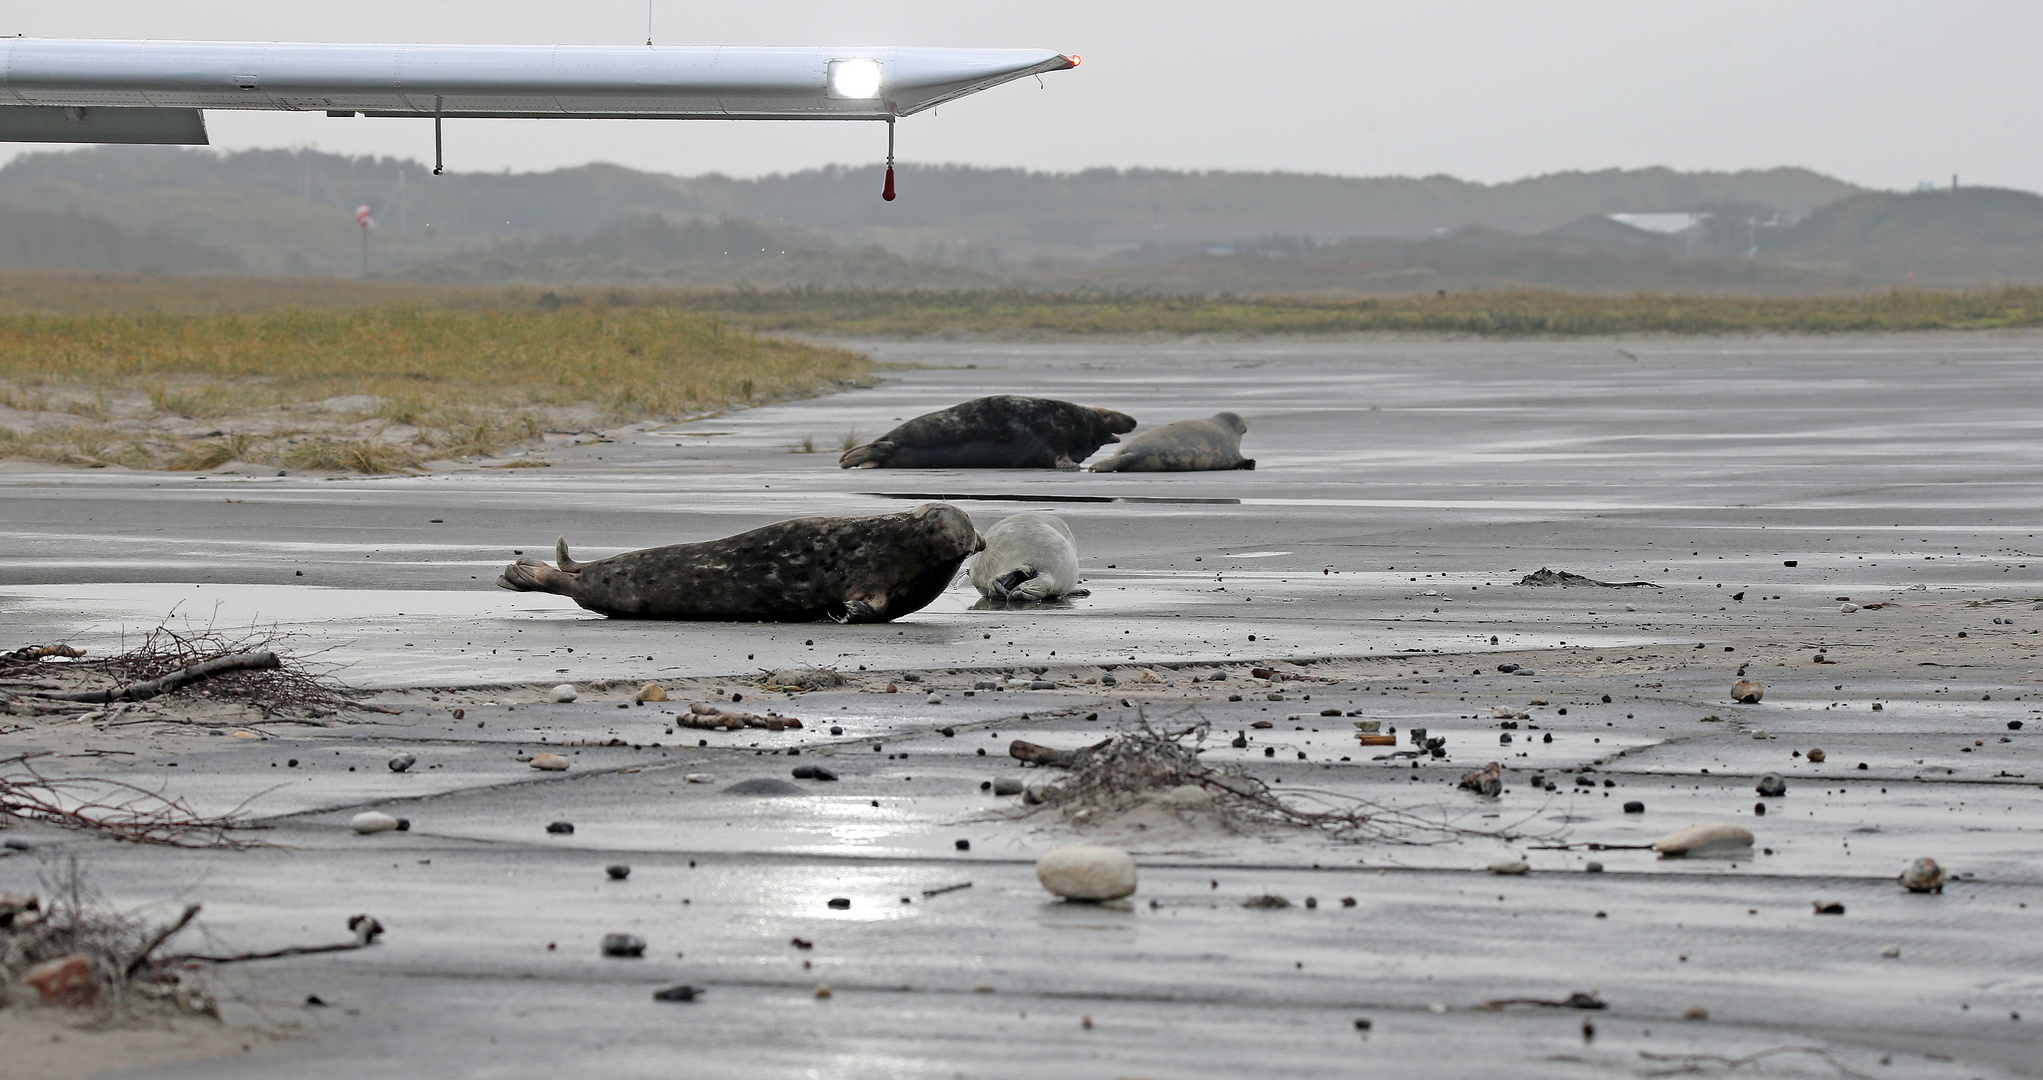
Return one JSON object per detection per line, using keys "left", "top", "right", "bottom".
{"left": 1089, "top": 412, "right": 1254, "bottom": 472}
{"left": 495, "top": 503, "right": 983, "bottom": 623}
{"left": 968, "top": 512, "right": 1089, "bottom": 601}
{"left": 839, "top": 395, "right": 1136, "bottom": 470}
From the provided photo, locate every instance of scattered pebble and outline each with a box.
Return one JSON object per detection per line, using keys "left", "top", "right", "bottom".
{"left": 386, "top": 753, "right": 416, "bottom": 773}
{"left": 1880, "top": 944, "right": 1901, "bottom": 959}
{"left": 993, "top": 778, "right": 1024, "bottom": 796}
{"left": 600, "top": 933, "right": 646, "bottom": 957}
{"left": 1488, "top": 859, "right": 1530, "bottom": 875}
{"left": 1653, "top": 823, "right": 1755, "bottom": 858}
{"left": 685, "top": 773, "right": 715, "bottom": 784}
{"left": 349, "top": 811, "right": 400, "bottom": 835}
{"left": 1036, "top": 845, "right": 1138, "bottom": 901}
{"left": 653, "top": 984, "right": 701, "bottom": 1002}
{"left": 1242, "top": 894, "right": 1292, "bottom": 909}
{"left": 1813, "top": 900, "right": 1846, "bottom": 915}
{"left": 827, "top": 897, "right": 851, "bottom": 910}
{"left": 546, "top": 821, "right": 575, "bottom": 834}
{"left": 1731, "top": 680, "right": 1764, "bottom": 704}
{"left": 1756, "top": 773, "right": 1787, "bottom": 797}
{"left": 1623, "top": 801, "right": 1646, "bottom": 814}
{"left": 548, "top": 684, "right": 578, "bottom": 703}
{"left": 1899, "top": 857, "right": 1947, "bottom": 894}
{"left": 1156, "top": 784, "right": 1214, "bottom": 811}
{"left": 1683, "top": 1005, "right": 1710, "bottom": 1021}
{"left": 529, "top": 753, "right": 570, "bottom": 771}
{"left": 1806, "top": 748, "right": 1826, "bottom": 763}
{"left": 605, "top": 864, "right": 631, "bottom": 880}
{"left": 636, "top": 684, "right": 667, "bottom": 702}
{"left": 791, "top": 765, "right": 839, "bottom": 782}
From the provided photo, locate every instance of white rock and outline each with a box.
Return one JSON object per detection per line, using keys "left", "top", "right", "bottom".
{"left": 1880, "top": 944, "right": 1901, "bottom": 958}
{"left": 548, "top": 684, "right": 578, "bottom": 703}
{"left": 350, "top": 811, "right": 399, "bottom": 834}
{"left": 1035, "top": 845, "right": 1138, "bottom": 901}
{"left": 1654, "top": 823, "right": 1755, "bottom": 858}
{"left": 1156, "top": 784, "right": 1214, "bottom": 812}
{"left": 926, "top": 694, "right": 942, "bottom": 705}
{"left": 529, "top": 753, "right": 570, "bottom": 771}
{"left": 1839, "top": 603, "right": 1860, "bottom": 613}
{"left": 684, "top": 773, "right": 715, "bottom": 784}
{"left": 1624, "top": 604, "right": 1637, "bottom": 612}
{"left": 1488, "top": 859, "right": 1530, "bottom": 875}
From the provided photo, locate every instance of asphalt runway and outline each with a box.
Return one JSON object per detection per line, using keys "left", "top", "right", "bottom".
{"left": 2, "top": 334, "right": 2040, "bottom": 1078}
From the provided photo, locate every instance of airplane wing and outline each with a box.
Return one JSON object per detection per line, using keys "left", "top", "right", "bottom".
{"left": 0, "top": 39, "right": 1079, "bottom": 144}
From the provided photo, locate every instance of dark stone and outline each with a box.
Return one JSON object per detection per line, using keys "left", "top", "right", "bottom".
{"left": 1585, "top": 862, "right": 1604, "bottom": 873}
{"left": 605, "top": 864, "right": 631, "bottom": 880}
{"left": 653, "top": 984, "right": 701, "bottom": 1002}
{"left": 941, "top": 727, "right": 956, "bottom": 737}
{"left": 1757, "top": 773, "right": 1787, "bottom": 797}
{"left": 830, "top": 726, "right": 844, "bottom": 735}
{"left": 827, "top": 897, "right": 851, "bottom": 910}
{"left": 600, "top": 933, "right": 646, "bottom": 957}
{"left": 387, "top": 753, "right": 416, "bottom": 773}
{"left": 1623, "top": 801, "right": 1645, "bottom": 813}
{"left": 546, "top": 821, "right": 575, "bottom": 834}
{"left": 955, "top": 839, "right": 971, "bottom": 851}
{"left": 1497, "top": 664, "right": 1518, "bottom": 673}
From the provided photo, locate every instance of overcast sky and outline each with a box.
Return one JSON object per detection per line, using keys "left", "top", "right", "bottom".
{"left": 4, "top": 1, "right": 2037, "bottom": 191}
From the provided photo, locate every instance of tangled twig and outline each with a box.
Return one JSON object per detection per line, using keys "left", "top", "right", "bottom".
{"left": 1012, "top": 717, "right": 1558, "bottom": 845}
{"left": 1, "top": 752, "right": 261, "bottom": 848}
{"left": 1638, "top": 1046, "right": 1875, "bottom": 1080}
{"left": 3, "top": 623, "right": 359, "bottom": 720}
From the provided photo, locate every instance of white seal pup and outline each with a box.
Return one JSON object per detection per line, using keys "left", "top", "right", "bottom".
{"left": 968, "top": 512, "right": 1089, "bottom": 601}
{"left": 1088, "top": 412, "right": 1254, "bottom": 472}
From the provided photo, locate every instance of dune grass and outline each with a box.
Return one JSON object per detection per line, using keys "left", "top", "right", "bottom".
{"left": 0, "top": 299, "right": 870, "bottom": 472}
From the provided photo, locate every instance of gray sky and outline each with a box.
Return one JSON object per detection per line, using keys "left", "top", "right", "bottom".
{"left": 4, "top": 1, "right": 2037, "bottom": 192}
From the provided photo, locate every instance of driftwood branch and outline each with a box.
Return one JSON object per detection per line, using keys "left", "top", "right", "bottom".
{"left": 171, "top": 914, "right": 383, "bottom": 966}
{"left": 2, "top": 644, "right": 86, "bottom": 664}
{"left": 124, "top": 902, "right": 202, "bottom": 979}
{"left": 32, "top": 651, "right": 279, "bottom": 704}
{"left": 1009, "top": 739, "right": 1109, "bottom": 768}
{"left": 683, "top": 702, "right": 803, "bottom": 731}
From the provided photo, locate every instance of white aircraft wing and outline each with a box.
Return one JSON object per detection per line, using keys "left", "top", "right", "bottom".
{"left": 0, "top": 39, "right": 1079, "bottom": 144}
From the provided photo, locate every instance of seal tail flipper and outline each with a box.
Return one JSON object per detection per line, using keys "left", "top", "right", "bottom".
{"left": 496, "top": 557, "right": 578, "bottom": 596}
{"left": 990, "top": 568, "right": 1040, "bottom": 600}
{"left": 837, "top": 441, "right": 895, "bottom": 469}
{"left": 1088, "top": 456, "right": 1122, "bottom": 473}
{"left": 1065, "top": 588, "right": 1092, "bottom": 598}
{"left": 554, "top": 537, "right": 586, "bottom": 572}
{"left": 1236, "top": 458, "right": 1256, "bottom": 471}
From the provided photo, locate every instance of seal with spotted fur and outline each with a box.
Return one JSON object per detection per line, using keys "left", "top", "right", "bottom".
{"left": 839, "top": 395, "right": 1135, "bottom": 470}
{"left": 495, "top": 503, "right": 983, "bottom": 623}
{"left": 968, "top": 512, "right": 1089, "bottom": 601}
{"left": 1089, "top": 412, "right": 1254, "bottom": 472}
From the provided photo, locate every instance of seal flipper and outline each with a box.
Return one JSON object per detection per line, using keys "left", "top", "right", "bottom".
{"left": 838, "top": 441, "right": 895, "bottom": 469}
{"left": 555, "top": 537, "right": 586, "bottom": 572}
{"left": 1236, "top": 458, "right": 1256, "bottom": 470}
{"left": 496, "top": 556, "right": 578, "bottom": 596}
{"left": 990, "top": 567, "right": 1040, "bottom": 600}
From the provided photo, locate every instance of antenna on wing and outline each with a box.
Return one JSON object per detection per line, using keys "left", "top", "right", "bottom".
{"left": 881, "top": 117, "right": 896, "bottom": 202}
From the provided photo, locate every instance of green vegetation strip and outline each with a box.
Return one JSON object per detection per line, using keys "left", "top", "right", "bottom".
{"left": 0, "top": 304, "right": 867, "bottom": 472}
{"left": 658, "top": 286, "right": 2043, "bottom": 337}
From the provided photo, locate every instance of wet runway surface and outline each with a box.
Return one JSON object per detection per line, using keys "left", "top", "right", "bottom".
{"left": 3, "top": 334, "right": 2042, "bottom": 1077}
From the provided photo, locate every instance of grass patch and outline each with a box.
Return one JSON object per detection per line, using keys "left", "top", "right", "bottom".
{"left": 0, "top": 292, "right": 870, "bottom": 472}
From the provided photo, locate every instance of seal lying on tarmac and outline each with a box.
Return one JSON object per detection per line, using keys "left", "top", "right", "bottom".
{"left": 1089, "top": 412, "right": 1254, "bottom": 472}
{"left": 968, "top": 512, "right": 1089, "bottom": 601}
{"left": 496, "top": 503, "right": 983, "bottom": 622}
{"left": 839, "top": 395, "right": 1136, "bottom": 470}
